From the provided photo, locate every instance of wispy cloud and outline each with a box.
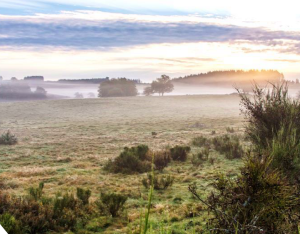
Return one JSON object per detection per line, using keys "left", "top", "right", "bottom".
{"left": 0, "top": 11, "right": 300, "bottom": 51}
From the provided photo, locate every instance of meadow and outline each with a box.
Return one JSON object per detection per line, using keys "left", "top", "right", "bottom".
{"left": 0, "top": 95, "right": 245, "bottom": 233}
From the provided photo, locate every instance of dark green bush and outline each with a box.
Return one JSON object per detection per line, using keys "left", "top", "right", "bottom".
{"left": 212, "top": 135, "right": 243, "bottom": 159}
{"left": 29, "top": 182, "right": 44, "bottom": 201}
{"left": 104, "top": 145, "right": 151, "bottom": 174}
{"left": 170, "top": 145, "right": 191, "bottom": 162}
{"left": 190, "top": 154, "right": 300, "bottom": 233}
{"left": 0, "top": 213, "right": 21, "bottom": 234}
{"left": 191, "top": 148, "right": 209, "bottom": 166}
{"left": 192, "top": 136, "right": 209, "bottom": 147}
{"left": 98, "top": 78, "right": 138, "bottom": 97}
{"left": 77, "top": 188, "right": 91, "bottom": 206}
{"left": 98, "top": 192, "right": 127, "bottom": 217}
{"left": 142, "top": 173, "right": 174, "bottom": 190}
{"left": 238, "top": 82, "right": 300, "bottom": 149}
{"left": 153, "top": 150, "right": 171, "bottom": 171}
{"left": 0, "top": 131, "right": 17, "bottom": 145}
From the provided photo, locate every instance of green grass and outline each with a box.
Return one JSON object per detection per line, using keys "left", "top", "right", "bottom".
{"left": 0, "top": 95, "right": 244, "bottom": 233}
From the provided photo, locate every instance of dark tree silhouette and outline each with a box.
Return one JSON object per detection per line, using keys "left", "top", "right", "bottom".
{"left": 98, "top": 78, "right": 138, "bottom": 97}
{"left": 150, "top": 75, "right": 174, "bottom": 96}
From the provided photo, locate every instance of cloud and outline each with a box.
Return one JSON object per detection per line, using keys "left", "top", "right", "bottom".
{"left": 0, "top": 11, "right": 300, "bottom": 52}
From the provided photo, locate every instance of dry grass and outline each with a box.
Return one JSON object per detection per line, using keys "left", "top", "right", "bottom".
{"left": 0, "top": 95, "right": 244, "bottom": 232}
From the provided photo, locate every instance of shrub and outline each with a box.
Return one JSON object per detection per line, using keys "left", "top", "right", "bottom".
{"left": 190, "top": 154, "right": 300, "bottom": 233}
{"left": 77, "top": 188, "right": 91, "bottom": 206}
{"left": 0, "top": 213, "right": 21, "bottom": 234}
{"left": 191, "top": 148, "right": 209, "bottom": 166}
{"left": 0, "top": 131, "right": 17, "bottom": 145}
{"left": 98, "top": 192, "right": 127, "bottom": 217}
{"left": 192, "top": 136, "right": 209, "bottom": 147}
{"left": 226, "top": 127, "right": 235, "bottom": 133}
{"left": 153, "top": 150, "right": 171, "bottom": 171}
{"left": 170, "top": 146, "right": 191, "bottom": 162}
{"left": 29, "top": 182, "right": 44, "bottom": 201}
{"left": 238, "top": 82, "right": 300, "bottom": 149}
{"left": 104, "top": 145, "right": 151, "bottom": 174}
{"left": 142, "top": 173, "right": 174, "bottom": 190}
{"left": 212, "top": 135, "right": 243, "bottom": 159}
{"left": 53, "top": 193, "right": 81, "bottom": 230}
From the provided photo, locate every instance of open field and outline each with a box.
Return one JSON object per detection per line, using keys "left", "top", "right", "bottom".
{"left": 0, "top": 95, "right": 245, "bottom": 233}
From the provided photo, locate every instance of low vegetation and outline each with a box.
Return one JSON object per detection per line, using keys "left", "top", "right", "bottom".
{"left": 0, "top": 130, "right": 18, "bottom": 145}
{"left": 98, "top": 78, "right": 138, "bottom": 97}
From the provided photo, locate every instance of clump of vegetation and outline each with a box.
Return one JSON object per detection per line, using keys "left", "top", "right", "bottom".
{"left": 98, "top": 78, "right": 138, "bottom": 97}
{"left": 29, "top": 182, "right": 44, "bottom": 201}
{"left": 77, "top": 187, "right": 91, "bottom": 205}
{"left": 0, "top": 130, "right": 18, "bottom": 145}
{"left": 104, "top": 145, "right": 151, "bottom": 174}
{"left": 142, "top": 173, "right": 174, "bottom": 190}
{"left": 170, "top": 145, "right": 191, "bottom": 162}
{"left": 239, "top": 83, "right": 300, "bottom": 183}
{"left": 190, "top": 154, "right": 300, "bottom": 233}
{"left": 0, "top": 213, "right": 21, "bottom": 234}
{"left": 153, "top": 150, "right": 171, "bottom": 171}
{"left": 191, "top": 147, "right": 209, "bottom": 166}
{"left": 226, "top": 127, "right": 235, "bottom": 133}
{"left": 97, "top": 192, "right": 127, "bottom": 217}
{"left": 192, "top": 136, "right": 209, "bottom": 147}
{"left": 212, "top": 135, "right": 243, "bottom": 159}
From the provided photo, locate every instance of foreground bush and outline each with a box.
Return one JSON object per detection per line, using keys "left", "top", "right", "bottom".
{"left": 0, "top": 131, "right": 17, "bottom": 145}
{"left": 142, "top": 173, "right": 174, "bottom": 190}
{"left": 191, "top": 147, "right": 209, "bottom": 166}
{"left": 170, "top": 145, "right": 191, "bottom": 162}
{"left": 0, "top": 213, "right": 21, "bottom": 234}
{"left": 190, "top": 154, "right": 300, "bottom": 233}
{"left": 97, "top": 192, "right": 127, "bottom": 217}
{"left": 0, "top": 185, "right": 92, "bottom": 234}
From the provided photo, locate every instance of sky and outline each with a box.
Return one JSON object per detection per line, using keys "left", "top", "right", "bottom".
{"left": 1, "top": 0, "right": 300, "bottom": 81}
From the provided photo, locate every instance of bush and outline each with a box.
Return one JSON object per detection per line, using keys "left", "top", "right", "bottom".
{"left": 98, "top": 192, "right": 127, "bottom": 217}
{"left": 226, "top": 127, "right": 235, "bottom": 133}
{"left": 170, "top": 146, "right": 191, "bottom": 162}
{"left": 212, "top": 135, "right": 243, "bottom": 159}
{"left": 104, "top": 145, "right": 151, "bottom": 174}
{"left": 53, "top": 193, "right": 81, "bottom": 230}
{"left": 238, "top": 82, "right": 300, "bottom": 149}
{"left": 29, "top": 182, "right": 44, "bottom": 201}
{"left": 191, "top": 148, "right": 209, "bottom": 166}
{"left": 153, "top": 150, "right": 171, "bottom": 171}
{"left": 190, "top": 155, "right": 300, "bottom": 233}
{"left": 0, "top": 213, "right": 21, "bottom": 234}
{"left": 142, "top": 173, "right": 174, "bottom": 190}
{"left": 0, "top": 131, "right": 17, "bottom": 145}
{"left": 77, "top": 188, "right": 91, "bottom": 206}
{"left": 192, "top": 136, "right": 209, "bottom": 147}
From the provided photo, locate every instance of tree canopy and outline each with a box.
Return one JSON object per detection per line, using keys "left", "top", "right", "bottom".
{"left": 144, "top": 75, "right": 174, "bottom": 96}
{"left": 98, "top": 78, "right": 138, "bottom": 97}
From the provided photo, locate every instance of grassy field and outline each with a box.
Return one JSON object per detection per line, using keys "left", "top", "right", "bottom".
{"left": 0, "top": 95, "right": 245, "bottom": 233}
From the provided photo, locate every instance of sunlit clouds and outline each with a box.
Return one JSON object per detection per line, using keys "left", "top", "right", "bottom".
{"left": 0, "top": 3, "right": 300, "bottom": 80}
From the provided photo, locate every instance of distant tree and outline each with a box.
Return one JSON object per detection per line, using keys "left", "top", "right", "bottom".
{"left": 98, "top": 78, "right": 138, "bottom": 97}
{"left": 0, "top": 76, "right": 3, "bottom": 81}
{"left": 74, "top": 92, "right": 84, "bottom": 99}
{"left": 143, "top": 86, "right": 153, "bottom": 96}
{"left": 11, "top": 77, "right": 18, "bottom": 81}
{"left": 150, "top": 75, "right": 174, "bottom": 96}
